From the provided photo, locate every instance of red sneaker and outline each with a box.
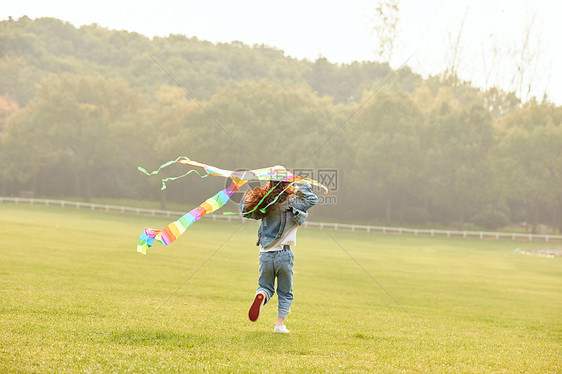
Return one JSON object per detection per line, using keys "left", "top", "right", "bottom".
{"left": 248, "top": 292, "right": 266, "bottom": 322}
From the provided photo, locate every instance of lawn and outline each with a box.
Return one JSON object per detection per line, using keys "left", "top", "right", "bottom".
{"left": 0, "top": 205, "right": 560, "bottom": 373}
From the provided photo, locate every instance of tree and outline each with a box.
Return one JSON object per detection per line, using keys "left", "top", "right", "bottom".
{"left": 482, "top": 87, "right": 520, "bottom": 118}
{"left": 0, "top": 104, "right": 56, "bottom": 192}
{"left": 442, "top": 7, "right": 469, "bottom": 84}
{"left": 143, "top": 85, "right": 200, "bottom": 209}
{"left": 0, "top": 56, "right": 37, "bottom": 105}
{"left": 509, "top": 10, "right": 546, "bottom": 103}
{"left": 427, "top": 102, "right": 496, "bottom": 229}
{"left": 305, "top": 57, "right": 339, "bottom": 99}
{"left": 370, "top": 0, "right": 400, "bottom": 64}
{"left": 352, "top": 91, "right": 424, "bottom": 224}
{"left": 0, "top": 95, "right": 19, "bottom": 131}
{"left": 498, "top": 103, "right": 562, "bottom": 233}
{"left": 1, "top": 73, "right": 147, "bottom": 201}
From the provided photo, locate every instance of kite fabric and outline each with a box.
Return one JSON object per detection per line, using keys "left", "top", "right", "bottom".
{"left": 137, "top": 157, "right": 329, "bottom": 254}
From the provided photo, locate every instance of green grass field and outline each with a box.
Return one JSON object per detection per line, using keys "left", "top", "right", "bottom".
{"left": 0, "top": 205, "right": 560, "bottom": 373}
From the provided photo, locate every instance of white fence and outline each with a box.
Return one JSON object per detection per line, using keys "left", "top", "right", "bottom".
{"left": 0, "top": 196, "right": 240, "bottom": 222}
{"left": 301, "top": 221, "right": 562, "bottom": 242}
{"left": 2, "top": 196, "right": 562, "bottom": 243}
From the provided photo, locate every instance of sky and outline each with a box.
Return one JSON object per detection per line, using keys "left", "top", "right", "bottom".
{"left": 2, "top": 0, "right": 561, "bottom": 104}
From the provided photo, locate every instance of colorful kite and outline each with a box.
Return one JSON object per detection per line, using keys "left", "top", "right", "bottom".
{"left": 137, "top": 157, "right": 328, "bottom": 254}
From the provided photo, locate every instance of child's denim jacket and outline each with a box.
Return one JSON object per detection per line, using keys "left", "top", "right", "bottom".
{"left": 239, "top": 183, "right": 318, "bottom": 247}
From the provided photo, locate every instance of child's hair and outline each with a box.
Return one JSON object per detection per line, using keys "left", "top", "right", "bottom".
{"left": 243, "top": 180, "right": 294, "bottom": 219}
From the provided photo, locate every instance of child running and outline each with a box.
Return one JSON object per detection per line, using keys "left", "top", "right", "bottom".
{"left": 240, "top": 172, "right": 318, "bottom": 333}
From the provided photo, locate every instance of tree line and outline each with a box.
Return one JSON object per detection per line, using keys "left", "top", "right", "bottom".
{"left": 0, "top": 17, "right": 561, "bottom": 233}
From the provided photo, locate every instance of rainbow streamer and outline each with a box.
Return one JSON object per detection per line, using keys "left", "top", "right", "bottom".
{"left": 137, "top": 157, "right": 328, "bottom": 254}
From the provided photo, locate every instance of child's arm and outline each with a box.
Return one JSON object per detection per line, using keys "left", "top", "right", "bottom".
{"left": 239, "top": 197, "right": 259, "bottom": 220}
{"left": 290, "top": 183, "right": 319, "bottom": 225}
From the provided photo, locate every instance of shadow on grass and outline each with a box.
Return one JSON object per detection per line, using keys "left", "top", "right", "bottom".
{"left": 242, "top": 331, "right": 293, "bottom": 340}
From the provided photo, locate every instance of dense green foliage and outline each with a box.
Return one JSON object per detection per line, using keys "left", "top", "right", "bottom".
{"left": 1, "top": 206, "right": 560, "bottom": 372}
{"left": 1, "top": 17, "right": 561, "bottom": 232}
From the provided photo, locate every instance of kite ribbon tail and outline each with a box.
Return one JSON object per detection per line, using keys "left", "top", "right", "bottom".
{"left": 136, "top": 177, "right": 246, "bottom": 254}
{"left": 137, "top": 228, "right": 160, "bottom": 254}
{"left": 137, "top": 157, "right": 188, "bottom": 176}
{"left": 137, "top": 157, "right": 213, "bottom": 190}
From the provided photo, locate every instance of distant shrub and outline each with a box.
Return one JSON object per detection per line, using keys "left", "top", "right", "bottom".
{"left": 471, "top": 210, "right": 509, "bottom": 230}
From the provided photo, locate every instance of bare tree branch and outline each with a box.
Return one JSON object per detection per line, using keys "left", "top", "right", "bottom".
{"left": 443, "top": 7, "right": 469, "bottom": 84}
{"left": 370, "top": 0, "right": 400, "bottom": 64}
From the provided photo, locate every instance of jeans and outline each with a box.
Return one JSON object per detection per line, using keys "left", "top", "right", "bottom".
{"left": 257, "top": 246, "right": 294, "bottom": 319}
